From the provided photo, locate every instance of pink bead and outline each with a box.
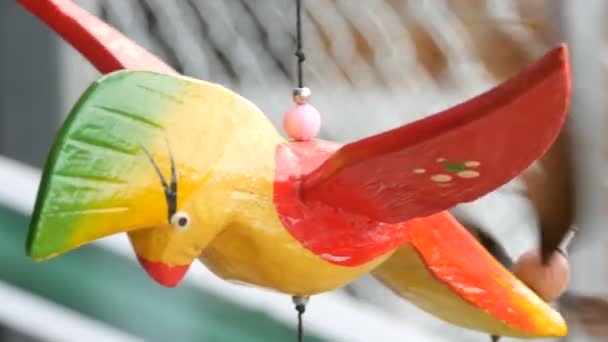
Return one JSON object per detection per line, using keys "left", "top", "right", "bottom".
{"left": 283, "top": 103, "right": 321, "bottom": 141}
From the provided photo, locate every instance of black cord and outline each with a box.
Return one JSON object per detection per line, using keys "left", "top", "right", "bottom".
{"left": 296, "top": 303, "right": 306, "bottom": 342}
{"left": 293, "top": 2, "right": 307, "bottom": 334}
{"left": 295, "top": 0, "right": 305, "bottom": 88}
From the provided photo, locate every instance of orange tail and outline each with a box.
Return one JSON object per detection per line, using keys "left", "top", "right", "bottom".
{"left": 373, "top": 211, "right": 567, "bottom": 338}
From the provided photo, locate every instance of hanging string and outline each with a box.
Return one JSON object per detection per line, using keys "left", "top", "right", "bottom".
{"left": 296, "top": 301, "right": 305, "bottom": 342}
{"left": 291, "top": 7, "right": 311, "bottom": 339}
{"left": 295, "top": 0, "right": 305, "bottom": 88}
{"left": 292, "top": 296, "right": 309, "bottom": 342}
{"left": 284, "top": 0, "right": 320, "bottom": 141}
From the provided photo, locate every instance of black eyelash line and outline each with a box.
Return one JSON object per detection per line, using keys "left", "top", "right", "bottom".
{"left": 140, "top": 137, "right": 178, "bottom": 221}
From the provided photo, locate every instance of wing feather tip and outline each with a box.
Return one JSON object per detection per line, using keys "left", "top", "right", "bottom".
{"left": 301, "top": 43, "right": 572, "bottom": 222}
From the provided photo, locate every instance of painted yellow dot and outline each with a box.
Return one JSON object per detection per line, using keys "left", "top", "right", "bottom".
{"left": 431, "top": 174, "right": 452, "bottom": 183}
{"left": 413, "top": 168, "right": 426, "bottom": 174}
{"left": 458, "top": 170, "right": 480, "bottom": 179}
{"left": 436, "top": 157, "right": 447, "bottom": 163}
{"left": 464, "top": 161, "right": 481, "bottom": 168}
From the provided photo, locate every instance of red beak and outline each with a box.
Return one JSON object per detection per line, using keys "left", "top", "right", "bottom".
{"left": 136, "top": 256, "right": 190, "bottom": 288}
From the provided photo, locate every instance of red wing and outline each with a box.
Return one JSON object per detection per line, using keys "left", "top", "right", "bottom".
{"left": 18, "top": 0, "right": 176, "bottom": 75}
{"left": 302, "top": 45, "right": 570, "bottom": 223}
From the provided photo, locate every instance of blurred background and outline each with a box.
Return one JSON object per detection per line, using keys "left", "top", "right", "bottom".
{"left": 0, "top": 0, "right": 606, "bottom": 341}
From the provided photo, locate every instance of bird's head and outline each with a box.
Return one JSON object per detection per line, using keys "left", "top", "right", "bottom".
{"left": 125, "top": 162, "right": 226, "bottom": 288}
{"left": 126, "top": 199, "right": 222, "bottom": 287}
{"left": 19, "top": 0, "right": 279, "bottom": 288}
{"left": 27, "top": 70, "right": 280, "bottom": 288}
{"left": 126, "top": 159, "right": 241, "bottom": 287}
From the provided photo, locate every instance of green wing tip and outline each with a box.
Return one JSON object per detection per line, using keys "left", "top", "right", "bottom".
{"left": 23, "top": 70, "right": 181, "bottom": 262}
{"left": 25, "top": 217, "right": 80, "bottom": 262}
{"left": 21, "top": 71, "right": 127, "bottom": 262}
{"left": 25, "top": 217, "right": 56, "bottom": 262}
{"left": 25, "top": 218, "right": 67, "bottom": 262}
{"left": 25, "top": 242, "right": 60, "bottom": 262}
{"left": 25, "top": 230, "right": 46, "bottom": 261}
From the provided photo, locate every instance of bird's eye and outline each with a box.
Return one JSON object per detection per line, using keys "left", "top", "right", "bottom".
{"left": 170, "top": 211, "right": 190, "bottom": 231}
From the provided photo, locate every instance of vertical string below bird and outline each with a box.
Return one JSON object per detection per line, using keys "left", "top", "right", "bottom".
{"left": 292, "top": 296, "right": 309, "bottom": 342}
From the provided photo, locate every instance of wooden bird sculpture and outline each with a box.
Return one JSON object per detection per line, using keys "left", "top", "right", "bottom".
{"left": 19, "top": 0, "right": 571, "bottom": 339}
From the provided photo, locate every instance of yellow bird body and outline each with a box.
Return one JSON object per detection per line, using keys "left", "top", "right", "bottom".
{"left": 140, "top": 87, "right": 389, "bottom": 294}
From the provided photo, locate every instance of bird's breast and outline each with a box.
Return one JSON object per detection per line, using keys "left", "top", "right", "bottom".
{"left": 198, "top": 138, "right": 394, "bottom": 295}
{"left": 273, "top": 140, "right": 411, "bottom": 267}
